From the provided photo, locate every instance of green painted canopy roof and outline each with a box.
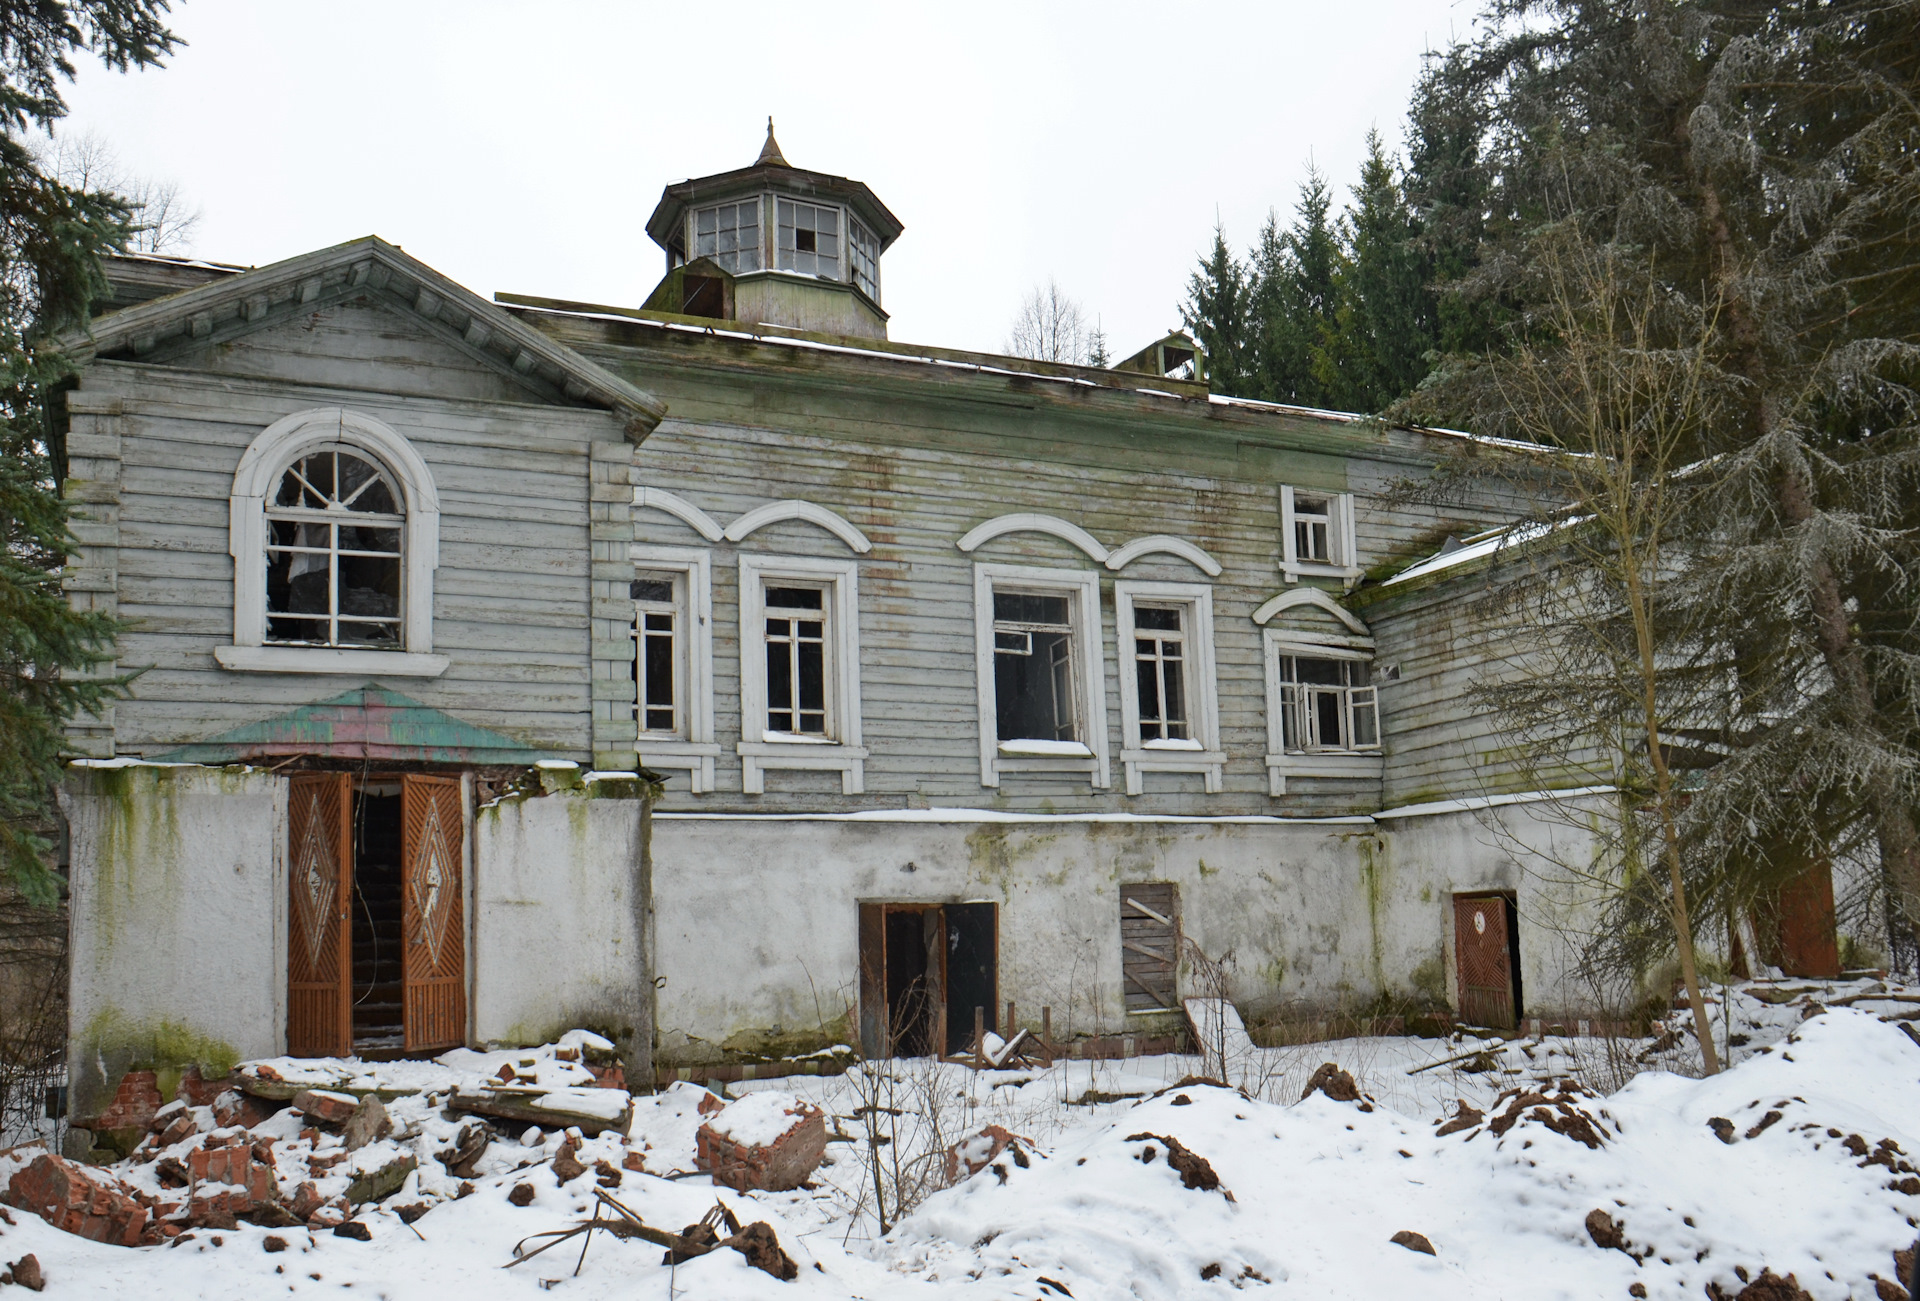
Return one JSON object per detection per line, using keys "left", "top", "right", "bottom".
{"left": 155, "top": 684, "right": 556, "bottom": 766}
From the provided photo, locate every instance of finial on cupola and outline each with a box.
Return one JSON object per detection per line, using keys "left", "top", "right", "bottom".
{"left": 755, "top": 117, "right": 790, "bottom": 168}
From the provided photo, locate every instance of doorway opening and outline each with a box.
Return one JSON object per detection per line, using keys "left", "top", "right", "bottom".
{"left": 1453, "top": 892, "right": 1522, "bottom": 1030}
{"left": 351, "top": 782, "right": 405, "bottom": 1056}
{"left": 858, "top": 902, "right": 998, "bottom": 1058}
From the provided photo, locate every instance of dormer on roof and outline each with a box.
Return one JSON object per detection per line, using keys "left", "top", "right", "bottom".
{"left": 642, "top": 121, "right": 902, "bottom": 339}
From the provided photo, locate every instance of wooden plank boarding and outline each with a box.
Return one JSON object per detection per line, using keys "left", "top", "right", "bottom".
{"left": 1120, "top": 882, "right": 1179, "bottom": 1012}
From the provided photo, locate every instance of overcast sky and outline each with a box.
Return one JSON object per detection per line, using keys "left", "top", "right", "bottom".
{"left": 60, "top": 0, "right": 1476, "bottom": 356}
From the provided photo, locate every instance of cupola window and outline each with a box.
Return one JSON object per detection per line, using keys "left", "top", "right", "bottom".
{"left": 777, "top": 198, "right": 840, "bottom": 279}
{"left": 848, "top": 216, "right": 880, "bottom": 301}
{"left": 693, "top": 199, "right": 762, "bottom": 273}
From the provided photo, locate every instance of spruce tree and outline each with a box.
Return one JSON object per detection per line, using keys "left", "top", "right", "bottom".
{"left": 1313, "top": 130, "right": 1435, "bottom": 413}
{"left": 0, "top": 0, "right": 178, "bottom": 904}
{"left": 1411, "top": 0, "right": 1920, "bottom": 967}
{"left": 1181, "top": 224, "right": 1252, "bottom": 394}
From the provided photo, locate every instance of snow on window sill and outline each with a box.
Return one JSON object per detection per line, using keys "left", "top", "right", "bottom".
{"left": 1141, "top": 738, "right": 1204, "bottom": 751}
{"left": 997, "top": 739, "right": 1094, "bottom": 757}
{"left": 760, "top": 731, "right": 838, "bottom": 745}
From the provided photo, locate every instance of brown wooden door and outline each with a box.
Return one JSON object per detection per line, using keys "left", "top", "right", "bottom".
{"left": 1120, "top": 883, "right": 1180, "bottom": 1012}
{"left": 1454, "top": 894, "right": 1516, "bottom": 1029}
{"left": 287, "top": 773, "right": 352, "bottom": 1058}
{"left": 401, "top": 775, "right": 466, "bottom": 1052}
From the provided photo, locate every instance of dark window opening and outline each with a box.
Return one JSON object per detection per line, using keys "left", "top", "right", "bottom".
{"left": 681, "top": 274, "right": 726, "bottom": 319}
{"left": 632, "top": 573, "right": 678, "bottom": 735}
{"left": 883, "top": 909, "right": 939, "bottom": 1058}
{"left": 993, "top": 591, "right": 1076, "bottom": 743}
{"left": 351, "top": 785, "right": 405, "bottom": 1056}
{"left": 766, "top": 586, "right": 827, "bottom": 736}
{"left": 795, "top": 227, "right": 817, "bottom": 254}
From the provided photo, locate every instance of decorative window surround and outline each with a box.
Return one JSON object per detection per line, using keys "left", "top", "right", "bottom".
{"left": 737, "top": 554, "right": 866, "bottom": 794}
{"left": 1261, "top": 628, "right": 1383, "bottom": 796}
{"left": 958, "top": 514, "right": 1109, "bottom": 564}
{"left": 634, "top": 489, "right": 871, "bottom": 554}
{"left": 1115, "top": 581, "right": 1225, "bottom": 795}
{"left": 1279, "top": 485, "right": 1362, "bottom": 584}
{"left": 973, "top": 562, "right": 1110, "bottom": 789}
{"left": 635, "top": 487, "right": 724, "bottom": 541}
{"left": 223, "top": 407, "right": 444, "bottom": 676}
{"left": 724, "top": 499, "right": 872, "bottom": 552}
{"left": 1105, "top": 535, "right": 1222, "bottom": 577}
{"left": 630, "top": 545, "right": 720, "bottom": 793}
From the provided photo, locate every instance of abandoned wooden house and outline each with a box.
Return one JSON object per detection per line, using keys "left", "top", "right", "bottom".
{"left": 51, "top": 127, "right": 1845, "bottom": 1140}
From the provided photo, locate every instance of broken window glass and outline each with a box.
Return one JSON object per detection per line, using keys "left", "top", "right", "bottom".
{"left": 765, "top": 586, "right": 828, "bottom": 736}
{"left": 993, "top": 591, "right": 1077, "bottom": 743}
{"left": 692, "top": 199, "right": 762, "bottom": 273}
{"left": 1132, "top": 605, "right": 1189, "bottom": 742}
{"left": 265, "top": 447, "right": 403, "bottom": 647}
{"left": 1278, "top": 655, "right": 1377, "bottom": 753}
{"left": 631, "top": 573, "right": 679, "bottom": 735}
{"left": 776, "top": 199, "right": 841, "bottom": 280}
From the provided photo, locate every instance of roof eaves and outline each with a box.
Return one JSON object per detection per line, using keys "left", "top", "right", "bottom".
{"left": 66, "top": 236, "right": 668, "bottom": 439}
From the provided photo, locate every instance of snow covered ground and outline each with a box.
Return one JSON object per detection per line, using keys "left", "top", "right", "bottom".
{"left": 3, "top": 978, "right": 1916, "bottom": 1299}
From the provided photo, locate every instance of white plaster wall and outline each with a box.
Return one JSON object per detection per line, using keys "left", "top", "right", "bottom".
{"left": 1381, "top": 793, "right": 1612, "bottom": 1020}
{"left": 60, "top": 762, "right": 286, "bottom": 1122}
{"left": 648, "top": 811, "right": 1560, "bottom": 1062}
{"left": 472, "top": 791, "right": 645, "bottom": 1047}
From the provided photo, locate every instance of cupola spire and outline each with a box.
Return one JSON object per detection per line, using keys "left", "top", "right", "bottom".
{"left": 755, "top": 117, "right": 789, "bottom": 168}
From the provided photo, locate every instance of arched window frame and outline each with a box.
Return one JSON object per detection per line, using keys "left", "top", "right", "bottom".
{"left": 216, "top": 407, "right": 447, "bottom": 676}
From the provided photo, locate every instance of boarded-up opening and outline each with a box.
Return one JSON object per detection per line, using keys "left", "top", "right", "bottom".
{"left": 1453, "top": 893, "right": 1521, "bottom": 1030}
{"left": 288, "top": 774, "right": 352, "bottom": 1058}
{"left": 1756, "top": 860, "right": 1841, "bottom": 979}
{"left": 1121, "top": 882, "right": 1180, "bottom": 1012}
{"left": 857, "top": 902, "right": 998, "bottom": 1058}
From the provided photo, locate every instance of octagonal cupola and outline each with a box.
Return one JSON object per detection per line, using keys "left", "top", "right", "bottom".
{"left": 643, "top": 121, "right": 903, "bottom": 339}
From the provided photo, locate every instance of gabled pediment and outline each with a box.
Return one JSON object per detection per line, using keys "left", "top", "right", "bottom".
{"left": 64, "top": 236, "right": 667, "bottom": 439}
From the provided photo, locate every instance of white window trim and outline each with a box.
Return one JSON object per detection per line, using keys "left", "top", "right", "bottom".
{"left": 737, "top": 554, "right": 867, "bottom": 795}
{"left": 973, "top": 562, "right": 1110, "bottom": 789}
{"left": 216, "top": 407, "right": 445, "bottom": 677}
{"left": 1114, "top": 582, "right": 1225, "bottom": 796}
{"left": 1279, "top": 485, "right": 1362, "bottom": 584}
{"left": 1262, "top": 628, "right": 1384, "bottom": 795}
{"left": 631, "top": 545, "right": 720, "bottom": 794}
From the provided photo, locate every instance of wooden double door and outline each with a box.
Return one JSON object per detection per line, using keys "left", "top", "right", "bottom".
{"left": 286, "top": 773, "right": 467, "bottom": 1058}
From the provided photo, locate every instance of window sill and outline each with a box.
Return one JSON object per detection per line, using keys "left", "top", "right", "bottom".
{"left": 214, "top": 645, "right": 449, "bottom": 677}
{"left": 1265, "top": 750, "right": 1384, "bottom": 796}
{"left": 636, "top": 739, "right": 723, "bottom": 795}
{"left": 1120, "top": 747, "right": 1228, "bottom": 796}
{"left": 1280, "top": 561, "right": 1364, "bottom": 584}
{"left": 737, "top": 740, "right": 869, "bottom": 796}
{"left": 997, "top": 739, "right": 1093, "bottom": 758}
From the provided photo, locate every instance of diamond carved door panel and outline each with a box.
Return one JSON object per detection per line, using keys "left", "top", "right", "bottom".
{"left": 1454, "top": 894, "right": 1516, "bottom": 1030}
{"left": 287, "top": 773, "right": 352, "bottom": 1058}
{"left": 401, "top": 775, "right": 466, "bottom": 1052}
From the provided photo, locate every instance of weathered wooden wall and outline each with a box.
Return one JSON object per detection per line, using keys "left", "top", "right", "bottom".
{"left": 532, "top": 314, "right": 1530, "bottom": 815}
{"left": 70, "top": 301, "right": 621, "bottom": 756}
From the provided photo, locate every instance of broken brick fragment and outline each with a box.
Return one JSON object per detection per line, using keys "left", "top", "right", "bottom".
{"left": 696, "top": 1098, "right": 827, "bottom": 1193}
{"left": 944, "top": 1125, "right": 1029, "bottom": 1186}
{"left": 551, "top": 1137, "right": 587, "bottom": 1183}
{"left": 1390, "top": 1230, "right": 1436, "bottom": 1255}
{"left": 1301, "top": 1063, "right": 1361, "bottom": 1103}
{"left": 4, "top": 1155, "right": 151, "bottom": 1247}
{"left": 88, "top": 1071, "right": 164, "bottom": 1134}
{"left": 292, "top": 1089, "right": 359, "bottom": 1127}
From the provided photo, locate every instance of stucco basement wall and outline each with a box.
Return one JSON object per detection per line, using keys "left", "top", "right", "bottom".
{"left": 59, "top": 762, "right": 285, "bottom": 1124}
{"left": 646, "top": 809, "right": 1596, "bottom": 1064}
{"left": 472, "top": 787, "right": 646, "bottom": 1050}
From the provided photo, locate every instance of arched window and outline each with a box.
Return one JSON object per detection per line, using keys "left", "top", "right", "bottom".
{"left": 218, "top": 408, "right": 445, "bottom": 676}
{"left": 266, "top": 446, "right": 405, "bottom": 647}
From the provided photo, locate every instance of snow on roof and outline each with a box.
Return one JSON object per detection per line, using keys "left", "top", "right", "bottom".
{"left": 1382, "top": 514, "right": 1593, "bottom": 588}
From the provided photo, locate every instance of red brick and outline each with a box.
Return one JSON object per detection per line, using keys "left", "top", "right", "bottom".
{"left": 175, "top": 1066, "right": 231, "bottom": 1108}
{"left": 4, "top": 1155, "right": 151, "bottom": 1247}
{"left": 91, "top": 1071, "right": 164, "bottom": 1133}
{"left": 292, "top": 1089, "right": 359, "bottom": 1126}
{"left": 214, "top": 1089, "right": 282, "bottom": 1130}
{"left": 695, "top": 1102, "right": 827, "bottom": 1193}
